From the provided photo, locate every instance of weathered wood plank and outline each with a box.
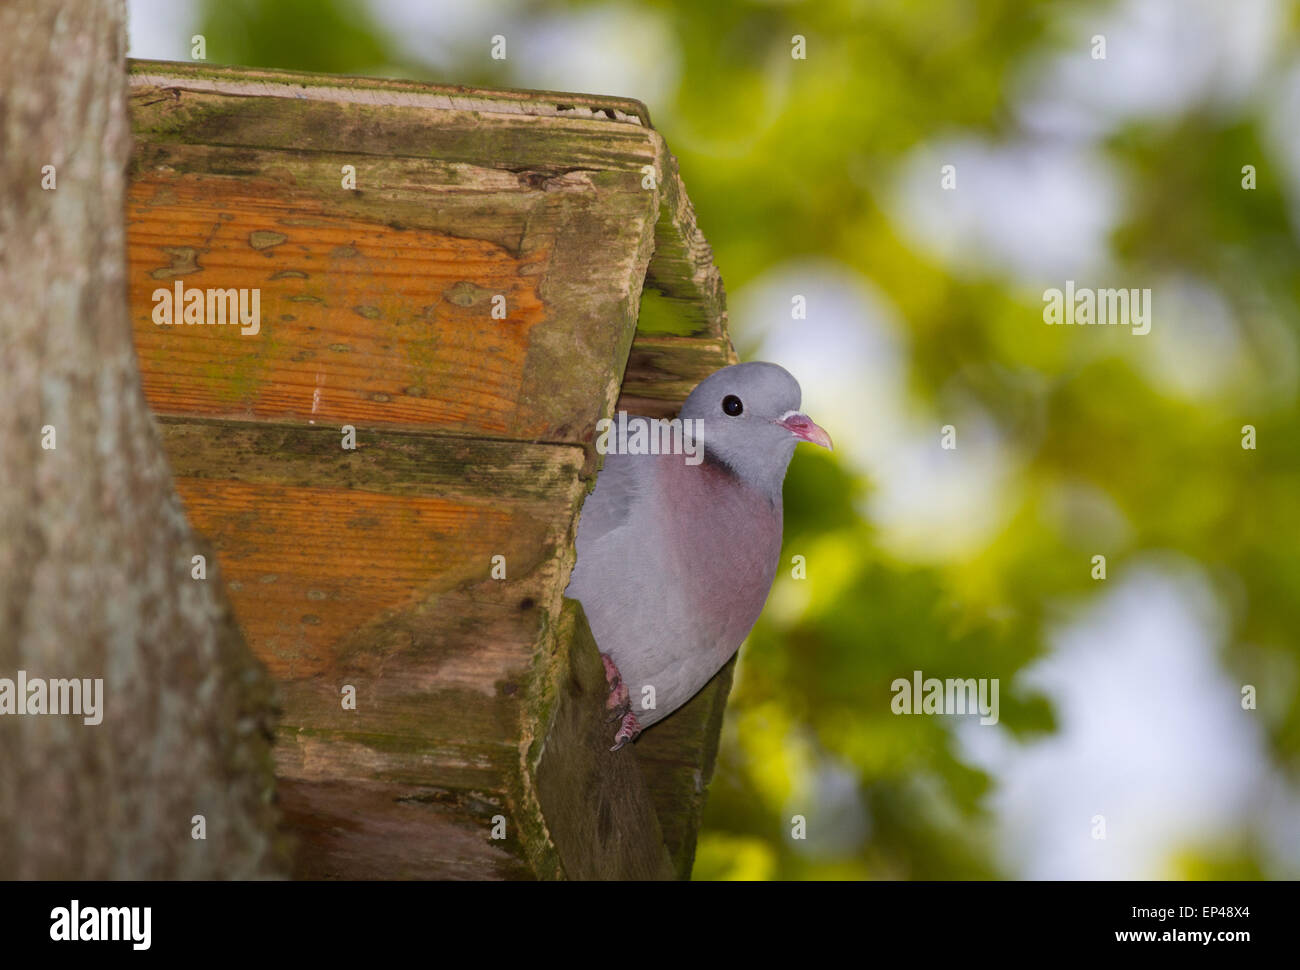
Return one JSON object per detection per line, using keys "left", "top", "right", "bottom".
{"left": 641, "top": 141, "right": 729, "bottom": 341}
{"left": 278, "top": 778, "right": 535, "bottom": 880}
{"left": 159, "top": 420, "right": 582, "bottom": 876}
{"left": 617, "top": 334, "right": 738, "bottom": 417}
{"left": 126, "top": 61, "right": 740, "bottom": 880}
{"left": 161, "top": 419, "right": 581, "bottom": 678}
{"left": 130, "top": 59, "right": 652, "bottom": 126}
{"left": 128, "top": 59, "right": 732, "bottom": 445}
{"left": 127, "top": 161, "right": 654, "bottom": 442}
{"left": 129, "top": 79, "right": 656, "bottom": 175}
{"left": 531, "top": 601, "right": 675, "bottom": 880}
{"left": 130, "top": 174, "right": 545, "bottom": 433}
{"left": 633, "top": 658, "right": 736, "bottom": 876}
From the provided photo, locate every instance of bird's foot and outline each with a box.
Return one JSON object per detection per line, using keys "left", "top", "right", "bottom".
{"left": 600, "top": 653, "right": 641, "bottom": 750}
{"left": 601, "top": 652, "right": 630, "bottom": 719}
{"left": 609, "top": 711, "right": 642, "bottom": 752}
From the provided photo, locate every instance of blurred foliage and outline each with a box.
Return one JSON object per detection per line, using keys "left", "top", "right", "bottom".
{"left": 199, "top": 0, "right": 393, "bottom": 75}
{"left": 191, "top": 0, "right": 1300, "bottom": 879}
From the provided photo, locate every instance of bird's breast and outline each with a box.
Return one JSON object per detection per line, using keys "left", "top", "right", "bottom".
{"left": 654, "top": 455, "right": 783, "bottom": 655}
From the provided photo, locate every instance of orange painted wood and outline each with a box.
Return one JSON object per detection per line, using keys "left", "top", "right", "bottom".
{"left": 124, "top": 60, "right": 736, "bottom": 880}
{"left": 128, "top": 173, "right": 549, "bottom": 435}
{"left": 174, "top": 479, "right": 508, "bottom": 679}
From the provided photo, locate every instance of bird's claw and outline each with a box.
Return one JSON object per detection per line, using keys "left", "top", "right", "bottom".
{"left": 601, "top": 653, "right": 641, "bottom": 749}
{"left": 601, "top": 652, "right": 629, "bottom": 711}
{"left": 609, "top": 711, "right": 642, "bottom": 752}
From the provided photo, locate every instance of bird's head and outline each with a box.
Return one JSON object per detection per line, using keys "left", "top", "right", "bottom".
{"left": 680, "top": 361, "right": 832, "bottom": 498}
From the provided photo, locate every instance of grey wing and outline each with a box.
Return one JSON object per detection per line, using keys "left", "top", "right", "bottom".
{"left": 565, "top": 452, "right": 644, "bottom": 603}
{"left": 572, "top": 451, "right": 643, "bottom": 548}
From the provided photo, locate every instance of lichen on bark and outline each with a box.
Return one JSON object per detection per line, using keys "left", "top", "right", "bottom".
{"left": 0, "top": 0, "right": 286, "bottom": 879}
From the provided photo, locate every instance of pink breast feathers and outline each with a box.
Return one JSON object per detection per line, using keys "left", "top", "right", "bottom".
{"left": 657, "top": 454, "right": 783, "bottom": 655}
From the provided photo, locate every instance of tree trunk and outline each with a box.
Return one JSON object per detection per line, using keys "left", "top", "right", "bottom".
{"left": 0, "top": 0, "right": 285, "bottom": 878}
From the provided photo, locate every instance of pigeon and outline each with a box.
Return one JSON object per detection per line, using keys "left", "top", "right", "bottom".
{"left": 565, "top": 361, "right": 832, "bottom": 749}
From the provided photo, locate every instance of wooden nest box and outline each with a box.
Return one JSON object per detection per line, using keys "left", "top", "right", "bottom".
{"left": 125, "top": 61, "right": 737, "bottom": 879}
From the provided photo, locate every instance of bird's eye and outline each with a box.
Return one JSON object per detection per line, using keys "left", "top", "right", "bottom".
{"left": 722, "top": 395, "right": 743, "bottom": 416}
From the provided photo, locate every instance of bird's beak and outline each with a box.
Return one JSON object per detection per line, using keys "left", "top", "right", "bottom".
{"left": 777, "top": 411, "right": 833, "bottom": 450}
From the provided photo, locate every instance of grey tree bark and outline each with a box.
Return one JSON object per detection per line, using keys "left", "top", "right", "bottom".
{"left": 0, "top": 0, "right": 285, "bottom": 878}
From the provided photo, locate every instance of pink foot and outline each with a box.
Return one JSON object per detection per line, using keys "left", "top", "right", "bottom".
{"left": 601, "top": 653, "right": 629, "bottom": 717}
{"left": 600, "top": 653, "right": 642, "bottom": 750}
{"left": 610, "top": 711, "right": 642, "bottom": 752}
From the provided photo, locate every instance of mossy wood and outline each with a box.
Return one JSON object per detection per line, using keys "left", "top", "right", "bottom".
{"left": 125, "top": 60, "right": 737, "bottom": 879}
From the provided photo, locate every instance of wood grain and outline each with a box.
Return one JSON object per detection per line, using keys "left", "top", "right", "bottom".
{"left": 127, "top": 60, "right": 738, "bottom": 880}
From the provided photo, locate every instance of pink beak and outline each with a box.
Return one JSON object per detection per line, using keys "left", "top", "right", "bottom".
{"left": 777, "top": 412, "right": 833, "bottom": 450}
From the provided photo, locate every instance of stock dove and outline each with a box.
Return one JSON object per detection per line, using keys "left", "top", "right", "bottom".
{"left": 565, "top": 362, "right": 832, "bottom": 749}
